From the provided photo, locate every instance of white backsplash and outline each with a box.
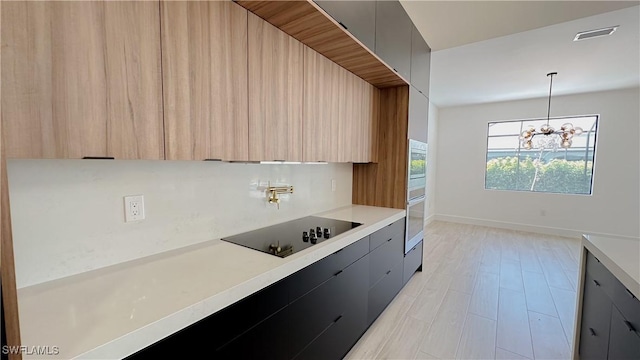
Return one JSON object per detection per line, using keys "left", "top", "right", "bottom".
{"left": 7, "top": 160, "right": 353, "bottom": 288}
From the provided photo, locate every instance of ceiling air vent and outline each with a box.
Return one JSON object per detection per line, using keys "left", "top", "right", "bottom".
{"left": 573, "top": 26, "right": 619, "bottom": 41}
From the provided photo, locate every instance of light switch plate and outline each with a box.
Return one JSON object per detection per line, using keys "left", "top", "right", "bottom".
{"left": 331, "top": 179, "right": 337, "bottom": 192}
{"left": 124, "top": 195, "right": 145, "bottom": 222}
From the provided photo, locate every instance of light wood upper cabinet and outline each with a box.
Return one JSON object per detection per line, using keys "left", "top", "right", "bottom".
{"left": 248, "top": 13, "right": 303, "bottom": 162}
{"left": 350, "top": 80, "right": 379, "bottom": 163}
{"left": 161, "top": 1, "right": 248, "bottom": 161}
{"left": 304, "top": 47, "right": 341, "bottom": 162}
{"left": 304, "top": 47, "right": 378, "bottom": 163}
{"left": 1, "top": 1, "right": 164, "bottom": 159}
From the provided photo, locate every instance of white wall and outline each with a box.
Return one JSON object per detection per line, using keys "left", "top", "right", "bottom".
{"left": 425, "top": 100, "right": 439, "bottom": 223}
{"left": 7, "top": 160, "right": 352, "bottom": 288}
{"left": 435, "top": 87, "right": 640, "bottom": 238}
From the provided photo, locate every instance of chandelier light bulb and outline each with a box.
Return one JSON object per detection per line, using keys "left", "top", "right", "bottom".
{"left": 523, "top": 140, "right": 533, "bottom": 150}
{"left": 574, "top": 127, "right": 583, "bottom": 135}
{"left": 521, "top": 130, "right": 532, "bottom": 139}
{"left": 561, "top": 123, "right": 573, "bottom": 131}
{"left": 561, "top": 139, "right": 572, "bottom": 148}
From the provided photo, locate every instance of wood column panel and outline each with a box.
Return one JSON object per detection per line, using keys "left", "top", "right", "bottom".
{"left": 1, "top": 156, "right": 21, "bottom": 360}
{"left": 248, "top": 13, "right": 303, "bottom": 162}
{"left": 353, "top": 86, "right": 409, "bottom": 209}
{"left": 1, "top": 1, "right": 163, "bottom": 160}
{"left": 1, "top": 1, "right": 23, "bottom": 357}
{"left": 161, "top": 1, "right": 249, "bottom": 161}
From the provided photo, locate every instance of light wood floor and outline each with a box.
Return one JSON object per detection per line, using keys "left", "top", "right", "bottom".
{"left": 346, "top": 221, "right": 580, "bottom": 360}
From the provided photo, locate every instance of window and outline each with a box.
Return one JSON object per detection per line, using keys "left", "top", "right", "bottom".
{"left": 485, "top": 115, "right": 598, "bottom": 195}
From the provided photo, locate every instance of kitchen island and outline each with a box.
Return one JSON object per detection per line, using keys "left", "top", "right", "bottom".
{"left": 15, "top": 205, "right": 406, "bottom": 359}
{"left": 572, "top": 234, "right": 640, "bottom": 359}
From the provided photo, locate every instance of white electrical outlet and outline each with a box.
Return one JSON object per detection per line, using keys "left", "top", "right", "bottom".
{"left": 124, "top": 195, "right": 145, "bottom": 222}
{"left": 331, "top": 179, "right": 337, "bottom": 192}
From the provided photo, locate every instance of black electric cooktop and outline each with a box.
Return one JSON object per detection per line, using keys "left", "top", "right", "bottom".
{"left": 221, "top": 216, "right": 362, "bottom": 258}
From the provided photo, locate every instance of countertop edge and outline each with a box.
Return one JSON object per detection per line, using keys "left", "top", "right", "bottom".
{"left": 581, "top": 234, "right": 640, "bottom": 299}
{"left": 75, "top": 208, "right": 406, "bottom": 359}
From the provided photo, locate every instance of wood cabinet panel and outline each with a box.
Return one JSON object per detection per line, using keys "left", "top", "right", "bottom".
{"left": 304, "top": 47, "right": 378, "bottom": 163}
{"left": 303, "top": 47, "right": 340, "bottom": 162}
{"left": 104, "top": 2, "right": 164, "bottom": 160}
{"left": 353, "top": 86, "right": 409, "bottom": 209}
{"left": 1, "top": 1, "right": 163, "bottom": 159}
{"left": 161, "top": 1, "right": 248, "bottom": 161}
{"left": 248, "top": 13, "right": 303, "bottom": 161}
{"left": 351, "top": 80, "right": 379, "bottom": 163}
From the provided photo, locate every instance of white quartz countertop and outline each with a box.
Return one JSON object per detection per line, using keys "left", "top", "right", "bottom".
{"left": 17, "top": 205, "right": 405, "bottom": 360}
{"left": 582, "top": 234, "right": 640, "bottom": 298}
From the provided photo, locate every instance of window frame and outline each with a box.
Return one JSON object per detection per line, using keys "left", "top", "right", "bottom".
{"left": 484, "top": 114, "right": 599, "bottom": 196}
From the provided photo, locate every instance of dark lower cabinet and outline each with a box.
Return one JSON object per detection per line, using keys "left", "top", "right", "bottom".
{"left": 217, "top": 307, "right": 289, "bottom": 360}
{"left": 124, "top": 275, "right": 290, "bottom": 359}
{"left": 579, "top": 251, "right": 640, "bottom": 360}
{"left": 580, "top": 273, "right": 612, "bottom": 360}
{"left": 292, "top": 255, "right": 368, "bottom": 360}
{"left": 403, "top": 241, "right": 423, "bottom": 285}
{"left": 367, "top": 262, "right": 403, "bottom": 325}
{"left": 369, "top": 231, "right": 404, "bottom": 287}
{"left": 126, "top": 218, "right": 408, "bottom": 360}
{"left": 289, "top": 236, "right": 369, "bottom": 302}
{"left": 608, "top": 306, "right": 640, "bottom": 360}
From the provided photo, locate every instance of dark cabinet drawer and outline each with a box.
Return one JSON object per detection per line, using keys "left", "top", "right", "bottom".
{"left": 368, "top": 262, "right": 403, "bottom": 325}
{"left": 586, "top": 252, "right": 621, "bottom": 303}
{"left": 608, "top": 305, "right": 640, "bottom": 360}
{"left": 612, "top": 283, "right": 640, "bottom": 334}
{"left": 124, "top": 278, "right": 289, "bottom": 359}
{"left": 370, "top": 218, "right": 405, "bottom": 251}
{"left": 403, "top": 241, "right": 423, "bottom": 285}
{"left": 369, "top": 232, "right": 403, "bottom": 287}
{"left": 289, "top": 236, "right": 368, "bottom": 301}
{"left": 292, "top": 256, "right": 368, "bottom": 360}
{"left": 580, "top": 273, "right": 612, "bottom": 360}
{"left": 216, "top": 307, "right": 289, "bottom": 360}
{"left": 293, "top": 302, "right": 366, "bottom": 360}
{"left": 586, "top": 251, "right": 640, "bottom": 332}
{"left": 289, "top": 254, "right": 369, "bottom": 358}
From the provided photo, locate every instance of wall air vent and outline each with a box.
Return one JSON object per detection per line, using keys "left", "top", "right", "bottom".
{"left": 573, "top": 26, "right": 619, "bottom": 41}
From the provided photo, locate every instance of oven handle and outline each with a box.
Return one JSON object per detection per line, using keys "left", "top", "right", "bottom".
{"left": 407, "top": 195, "right": 426, "bottom": 206}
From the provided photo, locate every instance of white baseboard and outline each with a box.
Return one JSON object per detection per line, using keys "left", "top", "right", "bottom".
{"left": 432, "top": 214, "right": 637, "bottom": 239}
{"left": 424, "top": 215, "right": 436, "bottom": 226}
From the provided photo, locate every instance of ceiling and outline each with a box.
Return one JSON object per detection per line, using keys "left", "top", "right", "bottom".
{"left": 404, "top": 3, "right": 640, "bottom": 107}
{"left": 400, "top": 1, "right": 639, "bottom": 51}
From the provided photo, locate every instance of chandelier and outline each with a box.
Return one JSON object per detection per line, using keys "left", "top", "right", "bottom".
{"left": 520, "top": 72, "right": 583, "bottom": 150}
